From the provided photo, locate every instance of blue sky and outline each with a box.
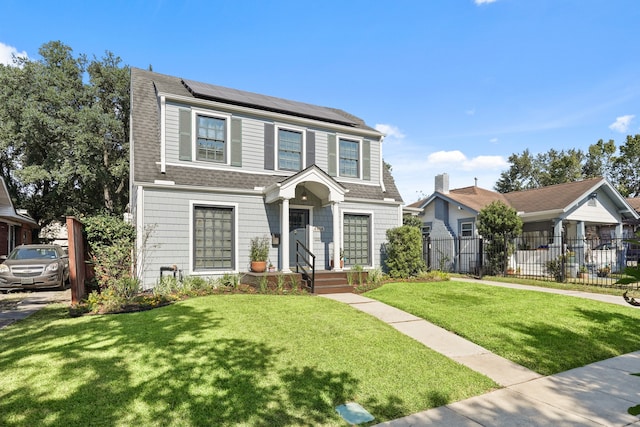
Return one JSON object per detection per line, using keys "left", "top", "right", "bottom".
{"left": 2, "top": 0, "right": 639, "bottom": 203}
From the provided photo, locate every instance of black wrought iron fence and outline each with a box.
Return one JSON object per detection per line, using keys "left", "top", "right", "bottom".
{"left": 423, "top": 234, "right": 639, "bottom": 287}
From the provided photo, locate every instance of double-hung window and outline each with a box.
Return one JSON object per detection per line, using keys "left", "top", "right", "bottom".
{"left": 197, "top": 115, "right": 226, "bottom": 162}
{"left": 339, "top": 138, "right": 359, "bottom": 178}
{"left": 193, "top": 205, "right": 234, "bottom": 270}
{"left": 461, "top": 222, "right": 473, "bottom": 237}
{"left": 343, "top": 213, "right": 370, "bottom": 266}
{"left": 278, "top": 128, "right": 302, "bottom": 171}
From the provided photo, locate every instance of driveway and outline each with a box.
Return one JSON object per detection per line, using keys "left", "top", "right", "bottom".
{"left": 0, "top": 289, "right": 70, "bottom": 329}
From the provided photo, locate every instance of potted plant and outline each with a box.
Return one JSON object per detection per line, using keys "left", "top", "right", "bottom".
{"left": 249, "top": 235, "right": 270, "bottom": 272}
{"left": 597, "top": 265, "right": 610, "bottom": 277}
{"left": 578, "top": 265, "right": 588, "bottom": 279}
{"left": 268, "top": 260, "right": 275, "bottom": 272}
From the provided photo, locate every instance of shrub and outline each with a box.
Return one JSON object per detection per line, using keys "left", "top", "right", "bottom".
{"left": 83, "top": 214, "right": 136, "bottom": 291}
{"left": 385, "top": 226, "right": 426, "bottom": 278}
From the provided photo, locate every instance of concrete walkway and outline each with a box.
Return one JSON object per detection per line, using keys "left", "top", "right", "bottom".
{"left": 322, "top": 279, "right": 640, "bottom": 426}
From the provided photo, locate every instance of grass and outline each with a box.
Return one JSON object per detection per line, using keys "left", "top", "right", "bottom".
{"left": 365, "top": 281, "right": 640, "bottom": 376}
{"left": 0, "top": 294, "right": 496, "bottom": 426}
{"left": 451, "top": 273, "right": 633, "bottom": 296}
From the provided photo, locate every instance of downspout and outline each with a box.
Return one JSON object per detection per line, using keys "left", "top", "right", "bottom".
{"left": 160, "top": 95, "right": 166, "bottom": 174}
{"left": 379, "top": 135, "right": 386, "bottom": 193}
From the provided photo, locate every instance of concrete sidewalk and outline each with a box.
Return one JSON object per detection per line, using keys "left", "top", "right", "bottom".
{"left": 322, "top": 282, "right": 640, "bottom": 426}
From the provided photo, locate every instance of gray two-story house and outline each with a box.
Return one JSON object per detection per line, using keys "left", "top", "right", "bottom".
{"left": 130, "top": 68, "right": 403, "bottom": 286}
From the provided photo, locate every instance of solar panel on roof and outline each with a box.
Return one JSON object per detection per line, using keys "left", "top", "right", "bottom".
{"left": 182, "top": 79, "right": 357, "bottom": 126}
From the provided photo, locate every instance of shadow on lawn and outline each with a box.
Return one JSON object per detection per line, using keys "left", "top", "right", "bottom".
{"left": 0, "top": 302, "right": 386, "bottom": 426}
{"left": 497, "top": 307, "right": 640, "bottom": 376}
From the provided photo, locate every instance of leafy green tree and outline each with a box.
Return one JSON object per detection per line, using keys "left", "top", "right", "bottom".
{"left": 385, "top": 226, "right": 425, "bottom": 278}
{"left": 612, "top": 134, "right": 640, "bottom": 197}
{"left": 476, "top": 201, "right": 523, "bottom": 275}
{"left": 0, "top": 41, "right": 129, "bottom": 228}
{"left": 583, "top": 139, "right": 616, "bottom": 181}
{"left": 494, "top": 149, "right": 537, "bottom": 193}
{"left": 402, "top": 214, "right": 423, "bottom": 228}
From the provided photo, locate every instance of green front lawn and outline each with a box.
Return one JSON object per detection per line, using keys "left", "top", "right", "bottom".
{"left": 0, "top": 294, "right": 496, "bottom": 426}
{"left": 366, "top": 281, "right": 640, "bottom": 376}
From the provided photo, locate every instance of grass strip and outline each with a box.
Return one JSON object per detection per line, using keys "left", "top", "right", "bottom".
{"left": 366, "top": 281, "right": 640, "bottom": 376}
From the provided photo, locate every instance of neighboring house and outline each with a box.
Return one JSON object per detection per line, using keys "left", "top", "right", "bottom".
{"left": 408, "top": 173, "right": 639, "bottom": 273}
{"left": 0, "top": 177, "right": 38, "bottom": 257}
{"left": 130, "top": 68, "right": 403, "bottom": 286}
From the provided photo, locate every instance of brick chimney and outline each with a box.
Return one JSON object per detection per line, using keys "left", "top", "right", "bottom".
{"left": 435, "top": 173, "right": 449, "bottom": 194}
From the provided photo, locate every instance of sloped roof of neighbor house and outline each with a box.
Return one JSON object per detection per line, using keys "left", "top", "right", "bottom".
{"left": 0, "top": 178, "right": 38, "bottom": 227}
{"left": 503, "top": 177, "right": 606, "bottom": 213}
{"left": 407, "top": 185, "right": 508, "bottom": 213}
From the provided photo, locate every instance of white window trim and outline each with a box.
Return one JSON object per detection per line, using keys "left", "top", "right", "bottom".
{"left": 341, "top": 209, "right": 374, "bottom": 268}
{"left": 275, "top": 123, "right": 306, "bottom": 172}
{"left": 337, "top": 134, "right": 363, "bottom": 179}
{"left": 189, "top": 200, "right": 239, "bottom": 275}
{"left": 192, "top": 108, "right": 232, "bottom": 165}
{"left": 460, "top": 221, "right": 474, "bottom": 237}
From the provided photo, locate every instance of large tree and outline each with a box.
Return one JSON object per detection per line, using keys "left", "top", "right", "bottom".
{"left": 494, "top": 138, "right": 640, "bottom": 197}
{"left": 0, "top": 41, "right": 129, "bottom": 227}
{"left": 612, "top": 134, "right": 640, "bottom": 197}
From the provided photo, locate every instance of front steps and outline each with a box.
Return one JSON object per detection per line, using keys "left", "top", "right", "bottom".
{"left": 242, "top": 270, "right": 367, "bottom": 294}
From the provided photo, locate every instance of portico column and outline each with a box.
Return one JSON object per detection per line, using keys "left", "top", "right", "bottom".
{"left": 332, "top": 202, "right": 342, "bottom": 271}
{"left": 281, "top": 198, "right": 291, "bottom": 273}
{"left": 553, "top": 220, "right": 563, "bottom": 246}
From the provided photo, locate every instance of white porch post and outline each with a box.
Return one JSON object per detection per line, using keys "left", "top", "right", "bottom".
{"left": 281, "top": 198, "right": 291, "bottom": 273}
{"left": 615, "top": 223, "right": 623, "bottom": 241}
{"left": 332, "top": 202, "right": 342, "bottom": 271}
{"left": 553, "top": 220, "right": 563, "bottom": 246}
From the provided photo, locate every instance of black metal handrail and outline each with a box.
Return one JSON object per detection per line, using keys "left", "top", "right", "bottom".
{"left": 295, "top": 241, "right": 316, "bottom": 293}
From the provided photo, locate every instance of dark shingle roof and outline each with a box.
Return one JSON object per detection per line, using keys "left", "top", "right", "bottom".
{"left": 130, "top": 68, "right": 402, "bottom": 203}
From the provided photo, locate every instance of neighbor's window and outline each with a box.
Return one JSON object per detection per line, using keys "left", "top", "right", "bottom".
{"left": 278, "top": 129, "right": 302, "bottom": 171}
{"left": 461, "top": 222, "right": 473, "bottom": 237}
{"left": 344, "top": 214, "right": 370, "bottom": 266}
{"left": 193, "top": 205, "right": 234, "bottom": 270}
{"left": 339, "top": 138, "right": 359, "bottom": 177}
{"left": 197, "top": 115, "right": 226, "bottom": 162}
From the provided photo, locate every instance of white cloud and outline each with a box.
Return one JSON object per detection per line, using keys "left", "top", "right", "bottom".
{"left": 608, "top": 114, "right": 635, "bottom": 133}
{"left": 489, "top": 137, "right": 499, "bottom": 143}
{"left": 427, "top": 150, "right": 467, "bottom": 164}
{"left": 0, "top": 42, "right": 28, "bottom": 66}
{"left": 475, "top": 0, "right": 497, "bottom": 4}
{"left": 375, "top": 123, "right": 405, "bottom": 140}
{"left": 466, "top": 108, "right": 476, "bottom": 116}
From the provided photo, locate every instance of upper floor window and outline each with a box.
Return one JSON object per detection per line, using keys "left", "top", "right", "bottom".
{"left": 461, "top": 222, "right": 473, "bottom": 237}
{"left": 339, "top": 138, "right": 359, "bottom": 178}
{"left": 197, "top": 115, "right": 226, "bottom": 162}
{"left": 278, "top": 129, "right": 302, "bottom": 171}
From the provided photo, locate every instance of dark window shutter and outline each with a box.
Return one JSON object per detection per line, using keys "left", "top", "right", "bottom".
{"left": 264, "top": 123, "right": 274, "bottom": 170}
{"left": 362, "top": 139, "right": 371, "bottom": 181}
{"left": 306, "top": 130, "right": 315, "bottom": 167}
{"left": 179, "top": 109, "right": 192, "bottom": 161}
{"left": 230, "top": 118, "right": 242, "bottom": 167}
{"left": 328, "top": 134, "right": 336, "bottom": 176}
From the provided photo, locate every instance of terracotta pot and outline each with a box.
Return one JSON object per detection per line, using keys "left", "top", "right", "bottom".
{"left": 330, "top": 260, "right": 344, "bottom": 269}
{"left": 251, "top": 261, "right": 267, "bottom": 273}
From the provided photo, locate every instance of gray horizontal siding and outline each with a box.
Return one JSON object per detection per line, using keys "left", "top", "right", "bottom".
{"left": 163, "top": 103, "right": 382, "bottom": 183}
{"left": 141, "top": 187, "right": 276, "bottom": 287}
